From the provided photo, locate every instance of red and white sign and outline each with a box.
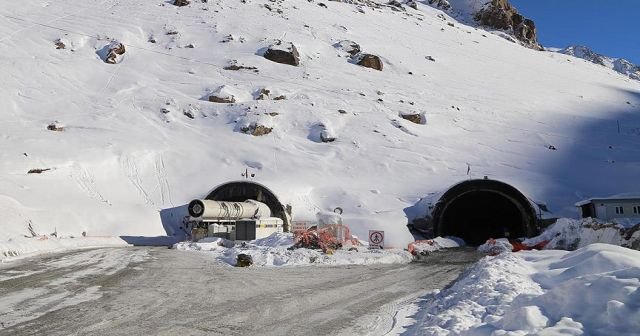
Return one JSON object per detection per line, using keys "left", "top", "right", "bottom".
{"left": 368, "top": 230, "right": 384, "bottom": 249}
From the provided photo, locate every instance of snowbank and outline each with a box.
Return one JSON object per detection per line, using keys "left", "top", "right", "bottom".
{"left": 174, "top": 233, "right": 413, "bottom": 267}
{"left": 0, "top": 236, "right": 128, "bottom": 263}
{"left": 390, "top": 243, "right": 640, "bottom": 335}
{"left": 524, "top": 217, "right": 640, "bottom": 251}
{"left": 409, "top": 236, "right": 465, "bottom": 256}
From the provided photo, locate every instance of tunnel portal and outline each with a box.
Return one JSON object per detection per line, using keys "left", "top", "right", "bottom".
{"left": 206, "top": 181, "right": 290, "bottom": 232}
{"left": 431, "top": 179, "right": 538, "bottom": 246}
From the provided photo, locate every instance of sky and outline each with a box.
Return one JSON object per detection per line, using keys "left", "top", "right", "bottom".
{"left": 510, "top": 0, "right": 640, "bottom": 64}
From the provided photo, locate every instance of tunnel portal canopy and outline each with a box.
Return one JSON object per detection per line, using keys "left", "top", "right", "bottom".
{"left": 431, "top": 179, "right": 538, "bottom": 246}
{"left": 206, "top": 181, "right": 290, "bottom": 231}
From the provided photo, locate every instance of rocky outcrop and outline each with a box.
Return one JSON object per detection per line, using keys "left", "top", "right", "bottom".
{"left": 474, "top": 0, "right": 541, "bottom": 50}
{"left": 357, "top": 54, "right": 383, "bottom": 71}
{"left": 174, "top": 0, "right": 190, "bottom": 6}
{"left": 263, "top": 42, "right": 300, "bottom": 66}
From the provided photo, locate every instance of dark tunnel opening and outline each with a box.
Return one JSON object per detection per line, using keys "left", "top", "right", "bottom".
{"left": 432, "top": 179, "right": 538, "bottom": 246}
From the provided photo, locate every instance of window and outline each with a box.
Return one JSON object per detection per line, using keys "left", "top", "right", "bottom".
{"left": 634, "top": 206, "right": 640, "bottom": 214}
{"left": 615, "top": 206, "right": 624, "bottom": 215}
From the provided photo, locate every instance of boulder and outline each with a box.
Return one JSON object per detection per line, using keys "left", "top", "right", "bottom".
{"left": 334, "top": 40, "right": 361, "bottom": 57}
{"left": 263, "top": 42, "right": 300, "bottom": 66}
{"left": 174, "top": 0, "right": 190, "bottom": 6}
{"left": 357, "top": 54, "right": 383, "bottom": 71}
{"left": 209, "top": 95, "right": 235, "bottom": 103}
{"left": 400, "top": 113, "right": 422, "bottom": 124}
{"left": 104, "top": 41, "right": 126, "bottom": 64}
{"left": 241, "top": 123, "right": 273, "bottom": 136}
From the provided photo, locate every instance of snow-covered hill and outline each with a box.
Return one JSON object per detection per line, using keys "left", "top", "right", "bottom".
{"left": 1, "top": 0, "right": 639, "bottom": 251}
{"left": 556, "top": 45, "right": 640, "bottom": 81}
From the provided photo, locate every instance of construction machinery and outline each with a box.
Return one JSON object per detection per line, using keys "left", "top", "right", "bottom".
{"left": 186, "top": 199, "right": 283, "bottom": 241}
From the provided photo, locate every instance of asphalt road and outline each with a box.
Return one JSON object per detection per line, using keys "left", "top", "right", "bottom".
{"left": 0, "top": 247, "right": 480, "bottom": 336}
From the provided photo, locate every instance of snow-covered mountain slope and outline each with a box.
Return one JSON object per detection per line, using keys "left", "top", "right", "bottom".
{"left": 1, "top": 0, "right": 639, "bottom": 249}
{"left": 556, "top": 45, "right": 640, "bottom": 81}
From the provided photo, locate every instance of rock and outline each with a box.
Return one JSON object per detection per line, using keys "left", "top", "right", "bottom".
{"left": 356, "top": 54, "right": 383, "bottom": 71}
{"left": 255, "top": 88, "right": 270, "bottom": 100}
{"left": 54, "top": 39, "right": 65, "bottom": 49}
{"left": 334, "top": 40, "right": 361, "bottom": 57}
{"left": 27, "top": 168, "right": 51, "bottom": 174}
{"left": 47, "top": 123, "right": 64, "bottom": 131}
{"left": 236, "top": 254, "right": 253, "bottom": 267}
{"left": 241, "top": 123, "right": 273, "bottom": 136}
{"left": 272, "top": 95, "right": 286, "bottom": 100}
{"left": 263, "top": 42, "right": 300, "bottom": 66}
{"left": 400, "top": 113, "right": 422, "bottom": 124}
{"left": 428, "top": 0, "right": 451, "bottom": 10}
{"left": 174, "top": 0, "right": 190, "bottom": 6}
{"left": 474, "top": 0, "right": 541, "bottom": 50}
{"left": 104, "top": 41, "right": 125, "bottom": 64}
{"left": 406, "top": 0, "right": 418, "bottom": 9}
{"left": 223, "top": 62, "right": 258, "bottom": 71}
{"left": 320, "top": 130, "right": 336, "bottom": 143}
{"left": 209, "top": 95, "right": 235, "bottom": 104}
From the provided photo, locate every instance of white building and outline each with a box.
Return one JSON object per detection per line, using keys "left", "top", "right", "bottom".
{"left": 576, "top": 195, "right": 640, "bottom": 221}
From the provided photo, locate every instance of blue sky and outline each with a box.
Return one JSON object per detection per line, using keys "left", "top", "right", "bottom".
{"left": 509, "top": 0, "right": 640, "bottom": 64}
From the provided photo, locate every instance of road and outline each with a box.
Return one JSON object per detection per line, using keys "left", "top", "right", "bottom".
{"left": 0, "top": 247, "right": 480, "bottom": 336}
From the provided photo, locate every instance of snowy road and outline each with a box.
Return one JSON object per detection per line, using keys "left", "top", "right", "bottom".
{"left": 0, "top": 247, "right": 480, "bottom": 336}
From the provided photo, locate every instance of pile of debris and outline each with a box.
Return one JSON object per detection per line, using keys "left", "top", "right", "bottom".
{"left": 290, "top": 224, "right": 359, "bottom": 253}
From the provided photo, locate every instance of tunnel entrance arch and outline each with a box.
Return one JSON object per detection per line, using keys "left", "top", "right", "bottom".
{"left": 205, "top": 181, "right": 290, "bottom": 232}
{"left": 431, "top": 179, "right": 538, "bottom": 246}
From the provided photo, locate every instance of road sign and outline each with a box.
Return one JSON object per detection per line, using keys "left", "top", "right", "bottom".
{"left": 368, "top": 230, "right": 384, "bottom": 249}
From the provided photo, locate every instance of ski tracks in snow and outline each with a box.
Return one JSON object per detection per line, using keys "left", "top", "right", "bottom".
{"left": 154, "top": 155, "right": 173, "bottom": 207}
{"left": 70, "top": 165, "right": 112, "bottom": 206}
{"left": 120, "top": 154, "right": 173, "bottom": 207}
{"left": 120, "top": 156, "right": 154, "bottom": 206}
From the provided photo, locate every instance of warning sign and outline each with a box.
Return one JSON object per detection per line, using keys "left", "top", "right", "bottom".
{"left": 368, "top": 230, "right": 384, "bottom": 250}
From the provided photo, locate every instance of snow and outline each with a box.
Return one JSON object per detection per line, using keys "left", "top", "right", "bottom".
{"left": 0, "top": 0, "right": 639, "bottom": 256}
{"left": 390, "top": 243, "right": 640, "bottom": 335}
{"left": 522, "top": 217, "right": 640, "bottom": 251}
{"left": 410, "top": 236, "right": 465, "bottom": 255}
{"left": 174, "top": 232, "right": 413, "bottom": 267}
{"left": 477, "top": 237, "right": 513, "bottom": 255}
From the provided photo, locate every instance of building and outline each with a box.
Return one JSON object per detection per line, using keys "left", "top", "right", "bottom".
{"left": 576, "top": 195, "right": 640, "bottom": 221}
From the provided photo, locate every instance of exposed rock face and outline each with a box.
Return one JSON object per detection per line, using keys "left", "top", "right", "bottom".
{"left": 174, "top": 0, "right": 190, "bottom": 6}
{"left": 474, "top": 0, "right": 541, "bottom": 50}
{"left": 357, "top": 54, "right": 383, "bottom": 71}
{"left": 263, "top": 42, "right": 300, "bottom": 66}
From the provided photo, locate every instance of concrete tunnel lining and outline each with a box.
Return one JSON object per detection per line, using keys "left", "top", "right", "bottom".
{"left": 205, "top": 181, "right": 290, "bottom": 232}
{"left": 431, "top": 179, "right": 538, "bottom": 246}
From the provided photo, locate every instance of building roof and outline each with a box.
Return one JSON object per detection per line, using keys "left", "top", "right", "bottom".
{"left": 576, "top": 193, "right": 640, "bottom": 207}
